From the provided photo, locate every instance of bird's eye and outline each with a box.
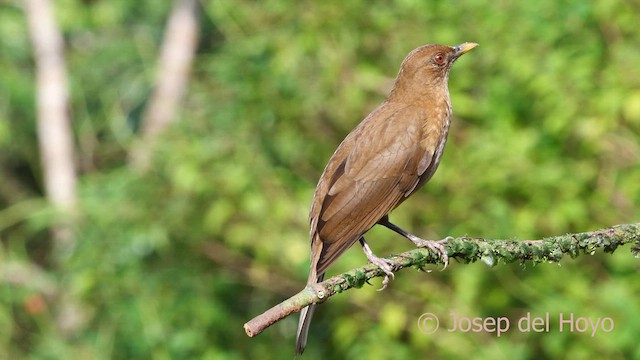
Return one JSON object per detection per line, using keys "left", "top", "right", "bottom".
{"left": 433, "top": 52, "right": 446, "bottom": 65}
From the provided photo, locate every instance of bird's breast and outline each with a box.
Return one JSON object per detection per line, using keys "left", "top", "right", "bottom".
{"left": 413, "top": 98, "right": 452, "bottom": 190}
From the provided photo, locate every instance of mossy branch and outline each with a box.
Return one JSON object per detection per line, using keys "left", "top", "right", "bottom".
{"left": 244, "top": 223, "right": 640, "bottom": 337}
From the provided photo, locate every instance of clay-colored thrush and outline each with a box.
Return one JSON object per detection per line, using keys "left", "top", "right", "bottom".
{"left": 295, "top": 42, "right": 478, "bottom": 354}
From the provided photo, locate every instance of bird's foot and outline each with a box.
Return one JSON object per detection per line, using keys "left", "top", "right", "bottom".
{"left": 360, "top": 239, "right": 395, "bottom": 291}
{"left": 395, "top": 229, "right": 450, "bottom": 269}
{"left": 377, "top": 219, "right": 450, "bottom": 270}
{"left": 414, "top": 238, "right": 450, "bottom": 270}
{"left": 368, "top": 255, "right": 396, "bottom": 291}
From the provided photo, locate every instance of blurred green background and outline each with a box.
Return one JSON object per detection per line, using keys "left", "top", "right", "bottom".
{"left": 1, "top": 0, "right": 640, "bottom": 359}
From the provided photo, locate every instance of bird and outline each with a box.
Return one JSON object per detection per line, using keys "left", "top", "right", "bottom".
{"left": 295, "top": 42, "right": 478, "bottom": 355}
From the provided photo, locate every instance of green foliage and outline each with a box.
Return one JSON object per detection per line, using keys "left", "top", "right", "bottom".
{"left": 1, "top": 0, "right": 639, "bottom": 359}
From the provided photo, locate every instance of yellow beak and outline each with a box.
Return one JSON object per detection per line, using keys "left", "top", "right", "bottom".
{"left": 454, "top": 42, "right": 479, "bottom": 57}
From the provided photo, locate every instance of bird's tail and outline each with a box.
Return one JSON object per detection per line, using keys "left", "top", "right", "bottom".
{"left": 295, "top": 272, "right": 324, "bottom": 355}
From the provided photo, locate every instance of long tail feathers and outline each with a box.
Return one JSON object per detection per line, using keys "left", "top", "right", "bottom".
{"left": 295, "top": 273, "right": 324, "bottom": 355}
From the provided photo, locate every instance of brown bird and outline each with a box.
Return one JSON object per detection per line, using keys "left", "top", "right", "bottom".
{"left": 295, "top": 42, "right": 478, "bottom": 354}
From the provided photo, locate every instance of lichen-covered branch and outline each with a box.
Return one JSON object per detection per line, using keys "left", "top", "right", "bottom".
{"left": 244, "top": 223, "right": 640, "bottom": 337}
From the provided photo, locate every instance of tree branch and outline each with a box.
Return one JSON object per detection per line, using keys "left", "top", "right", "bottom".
{"left": 130, "top": 0, "right": 200, "bottom": 171}
{"left": 25, "top": 0, "right": 77, "bottom": 211}
{"left": 24, "top": 0, "right": 78, "bottom": 260}
{"left": 244, "top": 223, "right": 640, "bottom": 337}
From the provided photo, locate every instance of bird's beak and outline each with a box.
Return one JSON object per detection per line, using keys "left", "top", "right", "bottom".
{"left": 453, "top": 42, "right": 479, "bottom": 58}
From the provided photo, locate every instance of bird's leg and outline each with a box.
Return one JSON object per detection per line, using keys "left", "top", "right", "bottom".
{"left": 359, "top": 237, "right": 395, "bottom": 291}
{"left": 377, "top": 216, "right": 449, "bottom": 269}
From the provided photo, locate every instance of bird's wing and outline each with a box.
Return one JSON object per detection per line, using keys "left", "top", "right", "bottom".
{"left": 312, "top": 108, "right": 434, "bottom": 275}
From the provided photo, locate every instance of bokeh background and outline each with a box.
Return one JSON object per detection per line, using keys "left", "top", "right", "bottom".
{"left": 1, "top": 0, "right": 640, "bottom": 359}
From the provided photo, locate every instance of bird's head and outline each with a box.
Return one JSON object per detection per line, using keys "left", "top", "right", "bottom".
{"left": 391, "top": 42, "right": 478, "bottom": 99}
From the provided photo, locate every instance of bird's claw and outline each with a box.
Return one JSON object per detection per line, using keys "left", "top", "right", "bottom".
{"left": 360, "top": 238, "right": 396, "bottom": 290}
{"left": 415, "top": 239, "right": 450, "bottom": 270}
{"left": 367, "top": 256, "right": 395, "bottom": 291}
